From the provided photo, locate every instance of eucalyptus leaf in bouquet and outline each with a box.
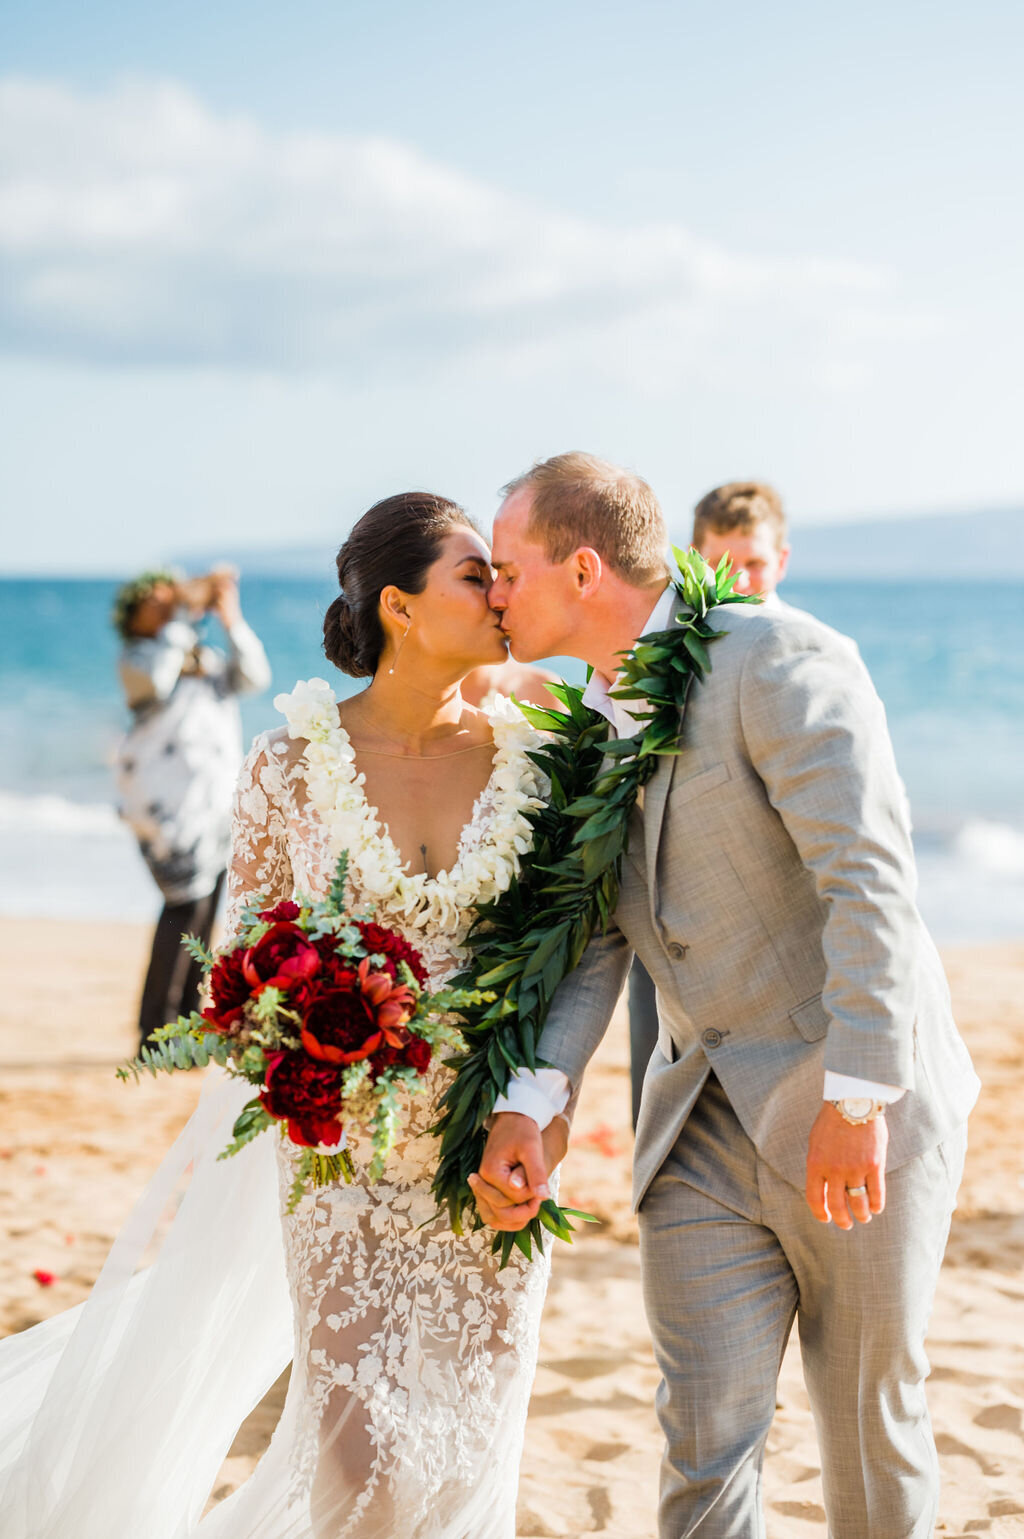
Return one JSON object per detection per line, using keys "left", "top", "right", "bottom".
{"left": 117, "top": 852, "right": 493, "bottom": 1207}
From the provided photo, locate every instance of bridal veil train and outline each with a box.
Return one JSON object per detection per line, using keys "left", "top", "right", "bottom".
{"left": 0, "top": 685, "right": 553, "bottom": 1539}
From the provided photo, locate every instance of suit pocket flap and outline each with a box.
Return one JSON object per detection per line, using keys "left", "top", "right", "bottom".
{"left": 789, "top": 993, "right": 830, "bottom": 1041}
{"left": 668, "top": 760, "right": 731, "bottom": 809}
{"left": 657, "top": 1029, "right": 677, "bottom": 1064}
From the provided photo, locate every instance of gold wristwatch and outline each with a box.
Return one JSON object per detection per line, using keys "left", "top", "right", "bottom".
{"left": 830, "top": 1096, "right": 888, "bottom": 1126}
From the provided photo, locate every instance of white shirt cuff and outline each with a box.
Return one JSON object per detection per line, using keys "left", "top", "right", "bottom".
{"left": 226, "top": 616, "right": 257, "bottom": 647}
{"left": 823, "top": 1071, "right": 906, "bottom": 1105}
{"left": 492, "top": 1068, "right": 571, "bottom": 1130}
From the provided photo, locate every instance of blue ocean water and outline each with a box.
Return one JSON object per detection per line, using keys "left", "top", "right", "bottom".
{"left": 1, "top": 576, "right": 1021, "bottom": 939}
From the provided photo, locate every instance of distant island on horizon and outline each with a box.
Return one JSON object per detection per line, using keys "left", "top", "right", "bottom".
{"left": 175, "top": 504, "right": 1022, "bottom": 582}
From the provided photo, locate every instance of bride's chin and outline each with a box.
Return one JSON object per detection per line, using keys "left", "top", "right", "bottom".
{"left": 482, "top": 634, "right": 509, "bottom": 663}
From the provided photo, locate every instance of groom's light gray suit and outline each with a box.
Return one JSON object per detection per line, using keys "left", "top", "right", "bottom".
{"left": 533, "top": 597, "right": 979, "bottom": 1538}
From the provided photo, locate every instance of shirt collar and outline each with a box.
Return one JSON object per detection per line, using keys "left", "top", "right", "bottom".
{"left": 581, "top": 583, "right": 677, "bottom": 730}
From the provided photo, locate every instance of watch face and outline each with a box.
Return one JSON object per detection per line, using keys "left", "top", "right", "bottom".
{"left": 841, "top": 1097, "right": 874, "bottom": 1119}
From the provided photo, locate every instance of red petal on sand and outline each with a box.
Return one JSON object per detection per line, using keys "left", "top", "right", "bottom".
{"left": 32, "top": 1269, "right": 57, "bottom": 1287}
{"left": 571, "top": 1123, "right": 626, "bottom": 1159}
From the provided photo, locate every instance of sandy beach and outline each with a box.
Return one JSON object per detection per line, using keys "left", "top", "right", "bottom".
{"left": 1, "top": 918, "right": 1021, "bottom": 1538}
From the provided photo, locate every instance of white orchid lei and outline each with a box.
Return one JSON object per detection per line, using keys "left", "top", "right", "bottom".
{"left": 273, "top": 679, "right": 548, "bottom": 956}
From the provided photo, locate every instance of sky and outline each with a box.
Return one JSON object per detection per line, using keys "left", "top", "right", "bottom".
{"left": 2, "top": 0, "right": 1022, "bottom": 573}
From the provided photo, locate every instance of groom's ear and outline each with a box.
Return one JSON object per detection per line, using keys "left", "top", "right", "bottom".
{"left": 572, "top": 547, "right": 603, "bottom": 598}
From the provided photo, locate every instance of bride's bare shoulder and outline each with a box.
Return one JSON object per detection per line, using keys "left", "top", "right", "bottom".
{"left": 458, "top": 701, "right": 500, "bottom": 742}
{"left": 463, "top": 659, "right": 559, "bottom": 711}
{"left": 243, "top": 724, "right": 308, "bottom": 780}
{"left": 245, "top": 723, "right": 292, "bottom": 757}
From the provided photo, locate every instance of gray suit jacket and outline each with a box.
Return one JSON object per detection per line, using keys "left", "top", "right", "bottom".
{"left": 536, "top": 598, "right": 980, "bottom": 1208}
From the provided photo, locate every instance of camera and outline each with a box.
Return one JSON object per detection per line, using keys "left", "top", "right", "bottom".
{"left": 175, "top": 566, "right": 238, "bottom": 614}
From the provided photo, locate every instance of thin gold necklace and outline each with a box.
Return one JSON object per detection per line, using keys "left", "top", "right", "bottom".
{"left": 355, "top": 741, "right": 495, "bottom": 760}
{"left": 345, "top": 697, "right": 493, "bottom": 760}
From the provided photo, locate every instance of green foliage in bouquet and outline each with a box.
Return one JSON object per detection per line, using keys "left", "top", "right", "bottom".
{"left": 118, "top": 851, "right": 493, "bottom": 1208}
{"left": 115, "top": 1013, "right": 233, "bottom": 1078}
{"left": 432, "top": 548, "right": 755, "bottom": 1265}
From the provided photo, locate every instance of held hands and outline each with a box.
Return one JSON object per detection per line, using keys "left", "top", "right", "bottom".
{"left": 805, "top": 1103, "right": 888, "bottom": 1229}
{"left": 469, "top": 1113, "right": 568, "bottom": 1232}
{"left": 479, "top": 1104, "right": 889, "bottom": 1233}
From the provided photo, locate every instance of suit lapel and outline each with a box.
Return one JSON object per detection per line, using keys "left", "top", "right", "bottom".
{"left": 639, "top": 596, "right": 698, "bottom": 932}
{"left": 642, "top": 751, "right": 674, "bottom": 898}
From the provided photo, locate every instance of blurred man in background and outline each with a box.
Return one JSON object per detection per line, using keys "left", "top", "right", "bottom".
{"left": 113, "top": 568, "right": 271, "bottom": 1050}
{"left": 628, "top": 480, "right": 790, "bottom": 1126}
{"left": 692, "top": 480, "right": 790, "bottom": 602}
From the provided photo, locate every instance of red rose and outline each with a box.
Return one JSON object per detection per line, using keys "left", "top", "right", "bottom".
{"left": 356, "top": 921, "right": 429, "bottom": 989}
{"left": 260, "top": 900, "right": 301, "bottom": 923}
{"left": 404, "top": 1037, "right": 432, "bottom": 1074}
{"left": 242, "top": 922, "right": 321, "bottom": 993}
{"left": 301, "top": 987, "right": 383, "bottom": 1066}
{"left": 312, "top": 939, "right": 360, "bottom": 989}
{"left": 202, "top": 946, "right": 251, "bottom": 1032}
{"left": 259, "top": 1050, "right": 345, "bottom": 1148}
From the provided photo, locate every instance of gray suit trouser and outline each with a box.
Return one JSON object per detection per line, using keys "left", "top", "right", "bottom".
{"left": 638, "top": 1076, "right": 966, "bottom": 1539}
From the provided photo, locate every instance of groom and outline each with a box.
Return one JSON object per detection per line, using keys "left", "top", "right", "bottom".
{"left": 471, "top": 453, "right": 979, "bottom": 1539}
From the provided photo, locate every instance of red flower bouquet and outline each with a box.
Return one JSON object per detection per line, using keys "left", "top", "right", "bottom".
{"left": 118, "top": 856, "right": 490, "bottom": 1205}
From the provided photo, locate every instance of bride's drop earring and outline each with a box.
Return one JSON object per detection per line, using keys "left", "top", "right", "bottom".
{"left": 388, "top": 621, "right": 411, "bottom": 676}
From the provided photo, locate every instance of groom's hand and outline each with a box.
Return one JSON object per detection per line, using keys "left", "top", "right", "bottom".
{"left": 805, "top": 1103, "right": 888, "bottom": 1229}
{"left": 470, "top": 1112, "right": 553, "bottom": 1232}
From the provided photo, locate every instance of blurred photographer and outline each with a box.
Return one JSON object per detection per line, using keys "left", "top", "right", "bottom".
{"left": 112, "top": 567, "right": 271, "bottom": 1049}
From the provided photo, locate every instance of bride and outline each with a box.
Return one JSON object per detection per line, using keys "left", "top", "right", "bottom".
{"left": 0, "top": 492, "right": 568, "bottom": 1539}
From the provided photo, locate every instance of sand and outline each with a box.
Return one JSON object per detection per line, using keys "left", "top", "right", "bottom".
{"left": 1, "top": 918, "right": 1021, "bottom": 1537}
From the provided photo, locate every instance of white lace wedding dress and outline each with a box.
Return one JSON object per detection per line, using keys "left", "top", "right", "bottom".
{"left": 0, "top": 683, "right": 554, "bottom": 1539}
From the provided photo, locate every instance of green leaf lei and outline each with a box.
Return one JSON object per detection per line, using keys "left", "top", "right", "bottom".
{"left": 431, "top": 548, "right": 755, "bottom": 1265}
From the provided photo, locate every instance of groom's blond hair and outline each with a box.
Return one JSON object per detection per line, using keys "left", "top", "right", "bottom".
{"left": 503, "top": 452, "right": 669, "bottom": 586}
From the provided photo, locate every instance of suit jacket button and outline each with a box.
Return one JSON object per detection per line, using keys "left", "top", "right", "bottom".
{"left": 667, "top": 942, "right": 687, "bottom": 960}
{"left": 701, "top": 1028, "right": 722, "bottom": 1049}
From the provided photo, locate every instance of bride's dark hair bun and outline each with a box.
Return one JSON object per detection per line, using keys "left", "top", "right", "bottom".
{"left": 323, "top": 492, "right": 478, "bottom": 678}
{"left": 322, "top": 591, "right": 366, "bottom": 678}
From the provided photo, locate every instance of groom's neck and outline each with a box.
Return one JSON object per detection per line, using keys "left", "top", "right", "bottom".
{"left": 585, "top": 577, "right": 671, "bottom": 683}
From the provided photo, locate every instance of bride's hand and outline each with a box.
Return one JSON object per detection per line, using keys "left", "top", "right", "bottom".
{"left": 470, "top": 1112, "right": 563, "bottom": 1232}
{"left": 541, "top": 1112, "right": 568, "bottom": 1172}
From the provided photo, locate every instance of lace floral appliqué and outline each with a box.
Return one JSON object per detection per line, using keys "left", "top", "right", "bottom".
{"left": 225, "top": 685, "right": 553, "bottom": 1538}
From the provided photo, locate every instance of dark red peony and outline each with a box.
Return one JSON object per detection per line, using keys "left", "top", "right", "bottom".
{"left": 259, "top": 900, "right": 301, "bottom": 923}
{"left": 259, "top": 1051, "right": 345, "bottom": 1148}
{"left": 202, "top": 947, "right": 251, "bottom": 1032}
{"left": 356, "top": 921, "right": 429, "bottom": 989}
{"left": 242, "top": 922, "right": 321, "bottom": 994}
{"left": 312, "top": 936, "right": 361, "bottom": 989}
{"left": 301, "top": 987, "right": 383, "bottom": 1066}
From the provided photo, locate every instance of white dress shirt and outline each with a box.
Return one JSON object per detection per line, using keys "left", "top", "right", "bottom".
{"left": 493, "top": 585, "right": 904, "bottom": 1130}
{"left": 115, "top": 614, "right": 272, "bottom": 904}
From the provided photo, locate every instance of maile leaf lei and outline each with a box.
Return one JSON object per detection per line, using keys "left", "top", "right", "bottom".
{"left": 431, "top": 548, "right": 755, "bottom": 1265}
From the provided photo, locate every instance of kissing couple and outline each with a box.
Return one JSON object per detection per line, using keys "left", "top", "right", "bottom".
{"left": 0, "top": 452, "right": 978, "bottom": 1539}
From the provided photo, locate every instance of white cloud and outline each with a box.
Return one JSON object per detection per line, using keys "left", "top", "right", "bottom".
{"left": 0, "top": 76, "right": 923, "bottom": 384}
